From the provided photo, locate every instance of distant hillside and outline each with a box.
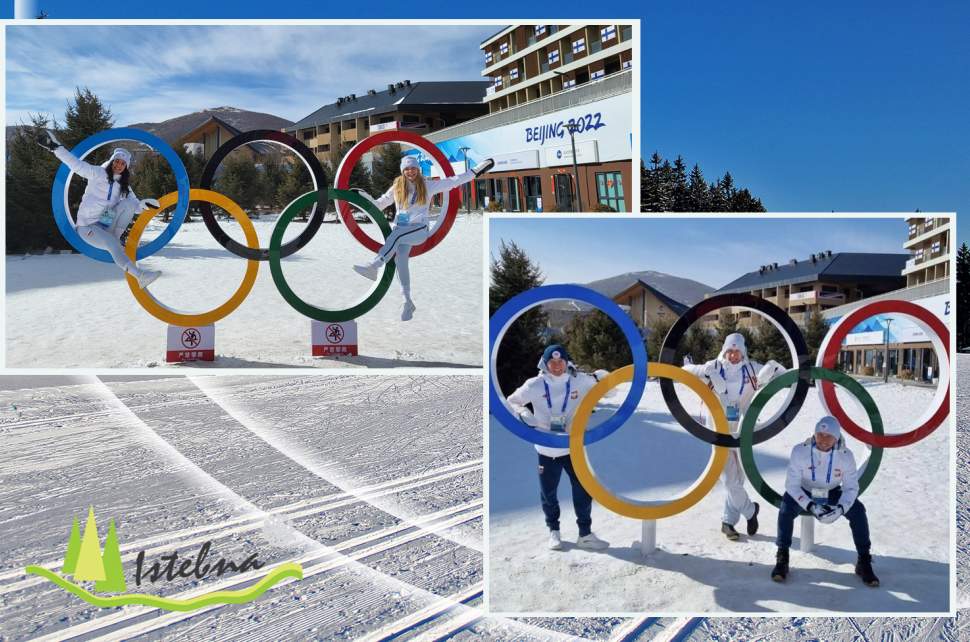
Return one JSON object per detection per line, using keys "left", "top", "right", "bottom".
{"left": 128, "top": 106, "right": 293, "bottom": 145}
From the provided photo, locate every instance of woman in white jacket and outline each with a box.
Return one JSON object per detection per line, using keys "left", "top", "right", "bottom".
{"left": 38, "top": 129, "right": 160, "bottom": 288}
{"left": 351, "top": 155, "right": 493, "bottom": 321}
{"left": 770, "top": 415, "right": 878, "bottom": 586}
{"left": 683, "top": 332, "right": 785, "bottom": 540}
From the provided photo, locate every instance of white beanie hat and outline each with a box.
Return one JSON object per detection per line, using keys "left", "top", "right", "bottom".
{"left": 400, "top": 156, "right": 420, "bottom": 171}
{"left": 107, "top": 148, "right": 132, "bottom": 168}
{"left": 814, "top": 415, "right": 842, "bottom": 439}
{"left": 719, "top": 332, "right": 747, "bottom": 359}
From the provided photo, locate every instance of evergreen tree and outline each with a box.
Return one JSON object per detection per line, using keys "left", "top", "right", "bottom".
{"left": 683, "top": 324, "right": 716, "bottom": 363}
{"left": 370, "top": 142, "right": 403, "bottom": 199}
{"left": 564, "top": 310, "right": 632, "bottom": 371}
{"left": 802, "top": 309, "right": 830, "bottom": 362}
{"left": 686, "top": 164, "right": 710, "bottom": 211}
{"left": 213, "top": 153, "right": 262, "bottom": 213}
{"left": 490, "top": 241, "right": 547, "bottom": 395}
{"left": 95, "top": 519, "right": 127, "bottom": 593}
{"left": 646, "top": 316, "right": 674, "bottom": 362}
{"left": 275, "top": 160, "right": 315, "bottom": 220}
{"left": 5, "top": 116, "right": 66, "bottom": 253}
{"left": 750, "top": 318, "right": 790, "bottom": 365}
{"left": 329, "top": 141, "right": 372, "bottom": 196}
{"left": 957, "top": 243, "right": 970, "bottom": 349}
{"left": 61, "top": 87, "right": 114, "bottom": 148}
{"left": 714, "top": 313, "right": 755, "bottom": 357}
{"left": 671, "top": 156, "right": 689, "bottom": 211}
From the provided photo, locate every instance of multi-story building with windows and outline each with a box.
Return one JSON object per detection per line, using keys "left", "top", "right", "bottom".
{"left": 424, "top": 23, "right": 635, "bottom": 213}
{"left": 285, "top": 80, "right": 490, "bottom": 167}
{"left": 903, "top": 216, "right": 951, "bottom": 286}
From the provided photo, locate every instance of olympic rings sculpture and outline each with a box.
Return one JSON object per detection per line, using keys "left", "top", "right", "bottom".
{"left": 490, "top": 285, "right": 950, "bottom": 521}
{"left": 53, "top": 128, "right": 461, "bottom": 326}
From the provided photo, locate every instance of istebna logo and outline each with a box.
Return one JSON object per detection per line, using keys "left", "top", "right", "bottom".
{"left": 26, "top": 507, "right": 303, "bottom": 612}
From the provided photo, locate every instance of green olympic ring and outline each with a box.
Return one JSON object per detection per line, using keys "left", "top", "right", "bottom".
{"left": 269, "top": 188, "right": 396, "bottom": 322}
{"left": 739, "top": 367, "right": 884, "bottom": 515}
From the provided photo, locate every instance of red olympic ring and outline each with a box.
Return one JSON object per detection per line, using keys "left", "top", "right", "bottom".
{"left": 333, "top": 130, "right": 460, "bottom": 258}
{"left": 818, "top": 300, "right": 950, "bottom": 448}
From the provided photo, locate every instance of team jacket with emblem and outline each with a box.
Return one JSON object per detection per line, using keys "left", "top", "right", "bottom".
{"left": 785, "top": 437, "right": 860, "bottom": 512}
{"left": 507, "top": 370, "right": 599, "bottom": 458}
{"left": 54, "top": 146, "right": 141, "bottom": 228}
{"left": 372, "top": 170, "right": 478, "bottom": 228}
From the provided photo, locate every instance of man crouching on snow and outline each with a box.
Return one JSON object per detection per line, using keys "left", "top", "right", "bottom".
{"left": 683, "top": 333, "right": 785, "bottom": 540}
{"left": 507, "top": 344, "right": 610, "bottom": 552}
{"left": 770, "top": 415, "right": 879, "bottom": 587}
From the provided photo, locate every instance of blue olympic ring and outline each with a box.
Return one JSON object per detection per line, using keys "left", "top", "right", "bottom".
{"left": 489, "top": 284, "right": 648, "bottom": 448}
{"left": 51, "top": 128, "right": 190, "bottom": 263}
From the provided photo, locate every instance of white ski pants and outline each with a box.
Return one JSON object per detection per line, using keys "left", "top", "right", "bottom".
{"left": 373, "top": 223, "right": 430, "bottom": 302}
{"left": 76, "top": 201, "right": 143, "bottom": 277}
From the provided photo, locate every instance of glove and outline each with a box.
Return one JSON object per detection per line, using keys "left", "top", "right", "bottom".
{"left": 682, "top": 355, "right": 693, "bottom": 365}
{"left": 808, "top": 502, "right": 835, "bottom": 521}
{"left": 35, "top": 128, "right": 62, "bottom": 153}
{"left": 517, "top": 411, "right": 538, "bottom": 427}
{"left": 703, "top": 361, "right": 728, "bottom": 394}
{"left": 472, "top": 158, "right": 495, "bottom": 176}
{"left": 757, "top": 360, "right": 785, "bottom": 382}
{"left": 819, "top": 505, "right": 844, "bottom": 524}
{"left": 137, "top": 198, "right": 160, "bottom": 212}
{"left": 593, "top": 369, "right": 609, "bottom": 381}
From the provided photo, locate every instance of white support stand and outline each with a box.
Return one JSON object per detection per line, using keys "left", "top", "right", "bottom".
{"left": 799, "top": 515, "right": 815, "bottom": 552}
{"left": 640, "top": 520, "right": 656, "bottom": 556}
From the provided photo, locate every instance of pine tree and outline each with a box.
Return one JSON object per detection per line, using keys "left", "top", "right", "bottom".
{"left": 802, "top": 309, "right": 830, "bottom": 362}
{"left": 62, "top": 515, "right": 82, "bottom": 575}
{"left": 490, "top": 241, "right": 548, "bottom": 395}
{"left": 644, "top": 316, "right": 674, "bottom": 362}
{"left": 957, "top": 243, "right": 970, "bottom": 349}
{"left": 370, "top": 142, "right": 403, "bottom": 199}
{"left": 683, "top": 324, "right": 716, "bottom": 363}
{"left": 61, "top": 87, "right": 114, "bottom": 148}
{"left": 671, "top": 156, "right": 689, "bottom": 211}
{"left": 213, "top": 153, "right": 262, "bottom": 213}
{"left": 95, "top": 519, "right": 127, "bottom": 593}
{"left": 564, "top": 310, "right": 632, "bottom": 371}
{"left": 5, "top": 116, "right": 66, "bottom": 253}
{"left": 750, "top": 318, "right": 790, "bottom": 365}
{"left": 329, "top": 141, "right": 372, "bottom": 196}
{"left": 74, "top": 506, "right": 106, "bottom": 582}
{"left": 686, "top": 164, "right": 710, "bottom": 211}
{"left": 639, "top": 152, "right": 765, "bottom": 212}
{"left": 275, "top": 161, "right": 314, "bottom": 220}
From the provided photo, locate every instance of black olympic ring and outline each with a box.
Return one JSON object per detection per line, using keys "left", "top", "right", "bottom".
{"left": 198, "top": 130, "right": 329, "bottom": 261}
{"left": 658, "top": 292, "right": 812, "bottom": 448}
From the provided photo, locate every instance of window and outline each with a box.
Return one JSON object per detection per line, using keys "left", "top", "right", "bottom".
{"left": 596, "top": 171, "right": 625, "bottom": 212}
{"left": 572, "top": 38, "right": 586, "bottom": 54}
{"left": 620, "top": 24, "right": 632, "bottom": 41}
{"left": 600, "top": 25, "right": 617, "bottom": 42}
{"left": 484, "top": 51, "right": 493, "bottom": 65}
{"left": 494, "top": 76, "right": 503, "bottom": 87}
{"left": 914, "top": 248, "right": 924, "bottom": 261}
{"left": 301, "top": 129, "right": 314, "bottom": 140}
{"left": 499, "top": 42, "right": 509, "bottom": 55}
{"left": 316, "top": 144, "right": 329, "bottom": 153}
{"left": 909, "top": 223, "right": 918, "bottom": 235}
{"left": 507, "top": 177, "right": 522, "bottom": 212}
{"left": 931, "top": 240, "right": 942, "bottom": 253}
{"left": 524, "top": 175, "right": 542, "bottom": 211}
{"left": 548, "top": 49, "right": 560, "bottom": 64}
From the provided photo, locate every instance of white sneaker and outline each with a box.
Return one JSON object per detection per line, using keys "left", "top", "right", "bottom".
{"left": 548, "top": 530, "right": 563, "bottom": 550}
{"left": 352, "top": 263, "right": 379, "bottom": 281}
{"left": 576, "top": 533, "right": 609, "bottom": 550}
{"left": 401, "top": 300, "right": 416, "bottom": 321}
{"left": 136, "top": 269, "right": 161, "bottom": 289}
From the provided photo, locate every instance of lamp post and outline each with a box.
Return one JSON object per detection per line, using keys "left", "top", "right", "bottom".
{"left": 564, "top": 121, "right": 583, "bottom": 212}
{"left": 459, "top": 146, "right": 471, "bottom": 213}
{"left": 883, "top": 318, "right": 894, "bottom": 383}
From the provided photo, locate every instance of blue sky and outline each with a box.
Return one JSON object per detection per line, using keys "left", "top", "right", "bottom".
{"left": 5, "top": 25, "right": 497, "bottom": 126}
{"left": 490, "top": 218, "right": 909, "bottom": 288}
{"left": 6, "top": 2, "right": 968, "bottom": 242}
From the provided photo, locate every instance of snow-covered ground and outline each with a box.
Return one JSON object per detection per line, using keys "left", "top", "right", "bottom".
{"left": 0, "top": 366, "right": 966, "bottom": 640}
{"left": 489, "top": 375, "right": 952, "bottom": 615}
{"left": 5, "top": 213, "right": 482, "bottom": 368}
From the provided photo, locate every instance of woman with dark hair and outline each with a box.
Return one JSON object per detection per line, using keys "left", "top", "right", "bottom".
{"left": 37, "top": 129, "right": 160, "bottom": 288}
{"left": 351, "top": 154, "right": 493, "bottom": 321}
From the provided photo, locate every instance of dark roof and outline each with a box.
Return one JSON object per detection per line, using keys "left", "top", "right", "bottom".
{"left": 287, "top": 81, "right": 490, "bottom": 131}
{"left": 615, "top": 280, "right": 692, "bottom": 316}
{"left": 717, "top": 252, "right": 909, "bottom": 294}
{"left": 587, "top": 270, "right": 715, "bottom": 307}
{"left": 481, "top": 26, "right": 513, "bottom": 45}
{"left": 128, "top": 107, "right": 293, "bottom": 146}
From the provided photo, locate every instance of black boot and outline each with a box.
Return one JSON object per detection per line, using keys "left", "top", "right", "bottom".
{"left": 855, "top": 553, "right": 880, "bottom": 587}
{"left": 721, "top": 522, "right": 740, "bottom": 540}
{"left": 771, "top": 547, "right": 789, "bottom": 582}
{"left": 746, "top": 502, "right": 760, "bottom": 536}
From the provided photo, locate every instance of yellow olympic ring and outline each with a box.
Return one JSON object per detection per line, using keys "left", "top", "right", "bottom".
{"left": 569, "top": 363, "right": 730, "bottom": 520}
{"left": 125, "top": 189, "right": 260, "bottom": 326}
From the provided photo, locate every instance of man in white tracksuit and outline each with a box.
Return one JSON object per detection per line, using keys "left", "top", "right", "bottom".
{"left": 683, "top": 332, "right": 785, "bottom": 540}
{"left": 37, "top": 129, "right": 160, "bottom": 288}
{"left": 351, "top": 155, "right": 494, "bottom": 321}
{"left": 507, "top": 344, "right": 610, "bottom": 551}
{"left": 770, "top": 415, "right": 879, "bottom": 586}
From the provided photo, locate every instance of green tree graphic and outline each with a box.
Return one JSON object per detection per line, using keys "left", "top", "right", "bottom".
{"left": 74, "top": 507, "right": 106, "bottom": 582}
{"left": 95, "top": 519, "right": 126, "bottom": 593}
{"left": 61, "top": 516, "right": 82, "bottom": 575}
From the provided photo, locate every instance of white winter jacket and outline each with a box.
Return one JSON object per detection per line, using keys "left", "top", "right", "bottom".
{"left": 785, "top": 437, "right": 860, "bottom": 512}
{"left": 682, "top": 351, "right": 785, "bottom": 435}
{"left": 372, "top": 170, "right": 477, "bottom": 228}
{"left": 55, "top": 146, "right": 140, "bottom": 227}
{"left": 507, "top": 366, "right": 600, "bottom": 458}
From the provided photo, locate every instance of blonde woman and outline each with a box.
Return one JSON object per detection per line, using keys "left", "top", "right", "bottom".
{"left": 352, "top": 155, "right": 493, "bottom": 321}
